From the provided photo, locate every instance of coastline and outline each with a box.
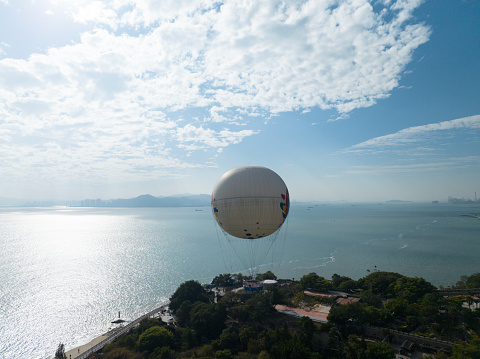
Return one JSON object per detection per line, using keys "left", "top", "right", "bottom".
{"left": 65, "top": 333, "right": 109, "bottom": 359}
{"left": 64, "top": 305, "right": 170, "bottom": 358}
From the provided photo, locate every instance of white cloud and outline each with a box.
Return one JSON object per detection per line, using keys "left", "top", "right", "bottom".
{"left": 32, "top": 0, "right": 431, "bottom": 116}
{"left": 341, "top": 156, "right": 480, "bottom": 175}
{"left": 176, "top": 124, "right": 257, "bottom": 151}
{"left": 72, "top": 1, "right": 118, "bottom": 28}
{"left": 342, "top": 115, "right": 480, "bottom": 154}
{"left": 0, "top": 0, "right": 431, "bottom": 188}
{"left": 203, "top": 0, "right": 430, "bottom": 114}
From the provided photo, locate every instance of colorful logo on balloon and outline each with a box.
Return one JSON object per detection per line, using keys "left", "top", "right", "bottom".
{"left": 280, "top": 190, "right": 290, "bottom": 221}
{"left": 212, "top": 199, "right": 219, "bottom": 218}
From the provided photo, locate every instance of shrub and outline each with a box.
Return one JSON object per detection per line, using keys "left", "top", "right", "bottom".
{"left": 215, "top": 349, "right": 233, "bottom": 359}
{"left": 137, "top": 326, "right": 174, "bottom": 352}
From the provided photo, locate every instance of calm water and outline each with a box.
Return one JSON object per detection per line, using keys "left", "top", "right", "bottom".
{"left": 1, "top": 203, "right": 479, "bottom": 358}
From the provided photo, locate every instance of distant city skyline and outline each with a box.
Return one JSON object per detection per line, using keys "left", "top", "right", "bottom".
{"left": 0, "top": 0, "right": 479, "bottom": 202}
{"left": 4, "top": 192, "right": 480, "bottom": 208}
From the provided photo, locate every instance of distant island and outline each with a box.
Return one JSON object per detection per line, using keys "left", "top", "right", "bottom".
{"left": 385, "top": 200, "right": 413, "bottom": 203}
{"left": 0, "top": 194, "right": 212, "bottom": 208}
{"left": 77, "top": 194, "right": 211, "bottom": 208}
{"left": 3, "top": 194, "right": 479, "bottom": 208}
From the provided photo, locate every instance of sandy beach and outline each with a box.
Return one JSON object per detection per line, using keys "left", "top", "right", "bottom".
{"left": 65, "top": 333, "right": 109, "bottom": 359}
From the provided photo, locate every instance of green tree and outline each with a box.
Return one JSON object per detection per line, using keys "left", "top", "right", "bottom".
{"left": 175, "top": 300, "right": 193, "bottom": 325}
{"left": 269, "top": 285, "right": 287, "bottom": 305}
{"left": 270, "top": 335, "right": 315, "bottom": 359}
{"left": 300, "top": 273, "right": 321, "bottom": 289}
{"left": 137, "top": 326, "right": 174, "bottom": 352}
{"left": 419, "top": 303, "right": 437, "bottom": 320}
{"left": 239, "top": 325, "right": 257, "bottom": 347}
{"left": 137, "top": 317, "right": 162, "bottom": 333}
{"left": 232, "top": 273, "right": 245, "bottom": 286}
{"left": 151, "top": 346, "right": 176, "bottom": 359}
{"left": 247, "top": 338, "right": 265, "bottom": 355}
{"left": 292, "top": 292, "right": 307, "bottom": 306}
{"left": 365, "top": 341, "right": 395, "bottom": 359}
{"left": 405, "top": 302, "right": 420, "bottom": 317}
{"left": 328, "top": 302, "right": 364, "bottom": 325}
{"left": 337, "top": 279, "right": 359, "bottom": 292}
{"left": 451, "top": 338, "right": 480, "bottom": 358}
{"left": 326, "top": 326, "right": 343, "bottom": 357}
{"left": 257, "top": 350, "right": 271, "bottom": 359}
{"left": 212, "top": 273, "right": 235, "bottom": 287}
{"left": 406, "top": 315, "right": 418, "bottom": 329}
{"left": 316, "top": 277, "right": 334, "bottom": 291}
{"left": 332, "top": 274, "right": 353, "bottom": 288}
{"left": 54, "top": 343, "right": 66, "bottom": 359}
{"left": 213, "top": 327, "right": 240, "bottom": 352}
{"left": 360, "top": 290, "right": 383, "bottom": 308}
{"left": 466, "top": 273, "right": 480, "bottom": 288}
{"left": 300, "top": 272, "right": 333, "bottom": 291}
{"left": 248, "top": 291, "right": 276, "bottom": 322}
{"left": 299, "top": 316, "right": 315, "bottom": 347}
{"left": 466, "top": 295, "right": 475, "bottom": 309}
{"left": 169, "top": 280, "right": 208, "bottom": 312}
{"left": 328, "top": 302, "right": 390, "bottom": 326}
{"left": 389, "top": 276, "right": 435, "bottom": 302}
{"left": 361, "top": 306, "right": 391, "bottom": 326}
{"left": 190, "top": 302, "right": 227, "bottom": 339}
{"left": 260, "top": 326, "right": 291, "bottom": 353}
{"left": 359, "top": 272, "right": 404, "bottom": 296}
{"left": 258, "top": 271, "right": 277, "bottom": 280}
{"left": 345, "top": 335, "right": 366, "bottom": 359}
{"left": 103, "top": 347, "right": 138, "bottom": 359}
{"left": 227, "top": 303, "right": 251, "bottom": 322}
{"left": 215, "top": 349, "right": 233, "bottom": 359}
{"left": 177, "top": 327, "right": 197, "bottom": 351}
{"left": 384, "top": 298, "right": 408, "bottom": 316}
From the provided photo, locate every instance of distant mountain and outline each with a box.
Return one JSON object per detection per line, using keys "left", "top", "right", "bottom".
{"left": 385, "top": 200, "right": 413, "bottom": 203}
{"left": 0, "top": 194, "right": 212, "bottom": 208}
{"left": 104, "top": 194, "right": 211, "bottom": 207}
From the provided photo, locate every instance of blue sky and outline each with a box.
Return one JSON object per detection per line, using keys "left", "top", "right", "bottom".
{"left": 0, "top": 0, "right": 479, "bottom": 202}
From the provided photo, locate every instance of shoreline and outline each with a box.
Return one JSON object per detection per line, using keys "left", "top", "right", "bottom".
{"left": 65, "top": 324, "right": 130, "bottom": 359}
{"left": 65, "top": 333, "right": 110, "bottom": 359}
{"left": 64, "top": 305, "right": 170, "bottom": 358}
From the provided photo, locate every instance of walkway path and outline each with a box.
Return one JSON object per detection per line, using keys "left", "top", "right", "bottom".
{"left": 67, "top": 305, "right": 169, "bottom": 359}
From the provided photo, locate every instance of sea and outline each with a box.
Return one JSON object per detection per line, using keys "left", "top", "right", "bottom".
{"left": 1, "top": 202, "right": 479, "bottom": 358}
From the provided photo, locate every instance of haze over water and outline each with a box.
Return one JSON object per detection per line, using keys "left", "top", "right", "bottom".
{"left": 1, "top": 202, "right": 479, "bottom": 358}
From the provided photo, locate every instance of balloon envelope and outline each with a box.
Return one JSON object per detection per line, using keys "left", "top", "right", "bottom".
{"left": 212, "top": 166, "right": 289, "bottom": 239}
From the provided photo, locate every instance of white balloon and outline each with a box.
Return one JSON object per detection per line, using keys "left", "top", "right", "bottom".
{"left": 212, "top": 166, "right": 289, "bottom": 239}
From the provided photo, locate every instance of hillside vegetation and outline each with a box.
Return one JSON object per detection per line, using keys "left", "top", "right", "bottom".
{"left": 81, "top": 271, "right": 480, "bottom": 359}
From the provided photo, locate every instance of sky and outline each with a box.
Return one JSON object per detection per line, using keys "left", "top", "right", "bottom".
{"left": 0, "top": 0, "right": 479, "bottom": 203}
